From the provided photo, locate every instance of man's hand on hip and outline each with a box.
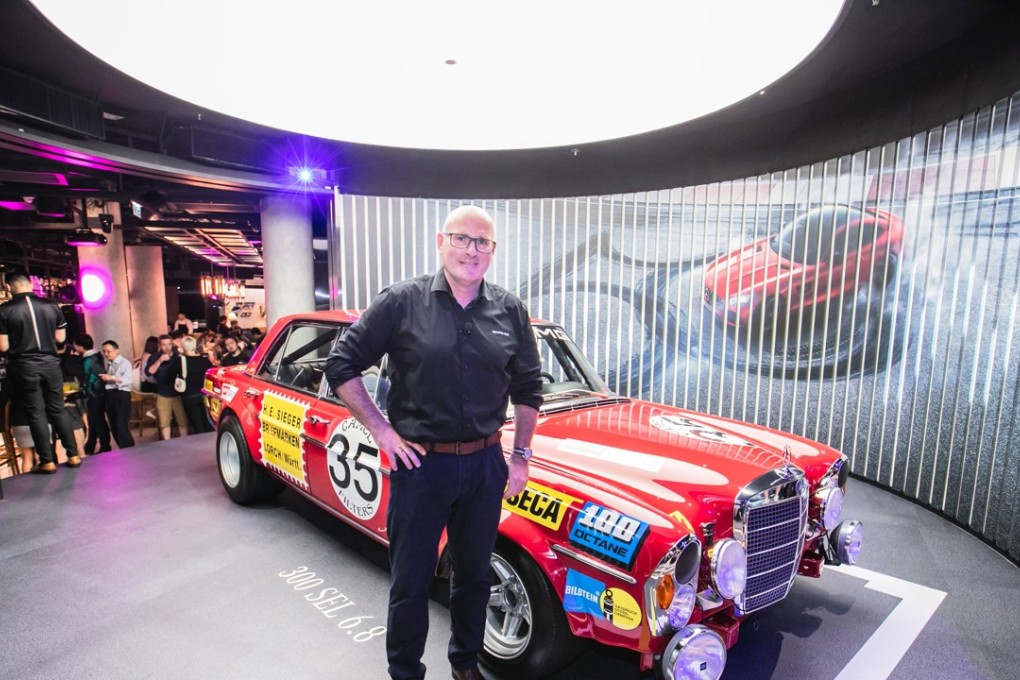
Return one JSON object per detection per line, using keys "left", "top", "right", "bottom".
{"left": 375, "top": 426, "right": 426, "bottom": 470}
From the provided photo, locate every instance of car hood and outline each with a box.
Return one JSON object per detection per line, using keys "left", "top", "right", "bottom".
{"left": 705, "top": 240, "right": 804, "bottom": 298}
{"left": 527, "top": 398, "right": 832, "bottom": 531}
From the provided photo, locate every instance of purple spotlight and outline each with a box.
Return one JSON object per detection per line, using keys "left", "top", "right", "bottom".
{"left": 79, "top": 267, "right": 112, "bottom": 310}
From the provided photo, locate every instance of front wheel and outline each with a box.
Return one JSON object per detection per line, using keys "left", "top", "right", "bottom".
{"left": 217, "top": 414, "right": 283, "bottom": 504}
{"left": 482, "top": 542, "right": 587, "bottom": 678}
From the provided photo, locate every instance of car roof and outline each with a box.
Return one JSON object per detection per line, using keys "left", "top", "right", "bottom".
{"left": 272, "top": 310, "right": 557, "bottom": 327}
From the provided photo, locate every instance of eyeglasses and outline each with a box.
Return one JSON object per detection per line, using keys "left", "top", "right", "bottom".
{"left": 443, "top": 232, "right": 496, "bottom": 254}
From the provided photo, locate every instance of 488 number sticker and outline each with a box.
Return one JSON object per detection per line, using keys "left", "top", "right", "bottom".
{"left": 327, "top": 418, "right": 382, "bottom": 520}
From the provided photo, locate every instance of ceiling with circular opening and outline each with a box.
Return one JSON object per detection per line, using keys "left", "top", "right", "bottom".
{"left": 30, "top": 0, "right": 844, "bottom": 151}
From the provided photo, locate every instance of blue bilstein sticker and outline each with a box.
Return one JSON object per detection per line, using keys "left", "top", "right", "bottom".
{"left": 563, "top": 569, "right": 605, "bottom": 616}
{"left": 568, "top": 502, "right": 649, "bottom": 570}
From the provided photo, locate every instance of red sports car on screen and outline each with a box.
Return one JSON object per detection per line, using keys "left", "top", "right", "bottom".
{"left": 204, "top": 311, "right": 863, "bottom": 680}
{"left": 703, "top": 205, "right": 904, "bottom": 331}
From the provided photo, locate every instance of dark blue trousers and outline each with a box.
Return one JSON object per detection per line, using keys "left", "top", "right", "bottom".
{"left": 386, "top": 443, "right": 508, "bottom": 680}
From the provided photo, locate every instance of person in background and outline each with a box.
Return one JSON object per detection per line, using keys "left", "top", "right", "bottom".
{"left": 75, "top": 334, "right": 111, "bottom": 455}
{"left": 218, "top": 335, "right": 252, "bottom": 367}
{"left": 175, "top": 336, "right": 213, "bottom": 434}
{"left": 0, "top": 272, "right": 80, "bottom": 473}
{"left": 145, "top": 334, "right": 188, "bottom": 440}
{"left": 172, "top": 312, "right": 194, "bottom": 335}
{"left": 98, "top": 340, "right": 135, "bottom": 449}
{"left": 135, "top": 335, "right": 159, "bottom": 394}
{"left": 215, "top": 315, "right": 230, "bottom": 336}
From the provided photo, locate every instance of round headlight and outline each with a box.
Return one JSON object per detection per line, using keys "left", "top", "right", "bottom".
{"left": 709, "top": 538, "right": 747, "bottom": 600}
{"left": 667, "top": 583, "right": 697, "bottom": 630}
{"left": 814, "top": 486, "right": 845, "bottom": 531}
{"left": 661, "top": 625, "right": 726, "bottom": 680}
{"left": 831, "top": 520, "right": 864, "bottom": 565}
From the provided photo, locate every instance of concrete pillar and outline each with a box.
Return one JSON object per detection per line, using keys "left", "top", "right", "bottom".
{"left": 78, "top": 203, "right": 135, "bottom": 360}
{"left": 261, "top": 194, "right": 315, "bottom": 328}
{"left": 125, "top": 246, "right": 168, "bottom": 358}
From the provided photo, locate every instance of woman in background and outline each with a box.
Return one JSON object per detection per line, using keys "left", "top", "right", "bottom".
{"left": 136, "top": 336, "right": 159, "bottom": 394}
{"left": 174, "top": 336, "right": 213, "bottom": 434}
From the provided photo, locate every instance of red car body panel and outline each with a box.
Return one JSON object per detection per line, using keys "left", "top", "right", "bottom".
{"left": 204, "top": 310, "right": 858, "bottom": 672}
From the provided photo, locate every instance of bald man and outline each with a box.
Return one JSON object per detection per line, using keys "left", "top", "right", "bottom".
{"left": 325, "top": 206, "right": 542, "bottom": 680}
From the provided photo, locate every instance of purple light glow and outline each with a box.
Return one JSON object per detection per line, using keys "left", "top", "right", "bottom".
{"left": 79, "top": 267, "right": 113, "bottom": 309}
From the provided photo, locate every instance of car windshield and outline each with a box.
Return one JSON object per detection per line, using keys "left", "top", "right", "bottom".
{"left": 532, "top": 325, "right": 612, "bottom": 404}
{"left": 769, "top": 206, "right": 862, "bottom": 264}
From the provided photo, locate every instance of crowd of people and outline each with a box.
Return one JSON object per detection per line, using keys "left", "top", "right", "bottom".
{"left": 0, "top": 275, "right": 261, "bottom": 475}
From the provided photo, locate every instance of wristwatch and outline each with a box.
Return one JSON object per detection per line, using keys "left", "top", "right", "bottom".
{"left": 512, "top": 446, "right": 533, "bottom": 461}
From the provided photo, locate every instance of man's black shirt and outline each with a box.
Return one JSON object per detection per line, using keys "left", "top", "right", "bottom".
{"left": 145, "top": 350, "right": 182, "bottom": 397}
{"left": 324, "top": 270, "right": 543, "bottom": 443}
{"left": 0, "top": 292, "right": 67, "bottom": 365}
{"left": 219, "top": 348, "right": 251, "bottom": 367}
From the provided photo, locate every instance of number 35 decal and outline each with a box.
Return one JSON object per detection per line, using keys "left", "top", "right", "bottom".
{"left": 326, "top": 418, "right": 382, "bottom": 520}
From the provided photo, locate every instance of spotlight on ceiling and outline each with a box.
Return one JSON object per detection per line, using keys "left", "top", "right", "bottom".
{"left": 288, "top": 166, "right": 326, "bottom": 184}
{"left": 66, "top": 228, "right": 108, "bottom": 247}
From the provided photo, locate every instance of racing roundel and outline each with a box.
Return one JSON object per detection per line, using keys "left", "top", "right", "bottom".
{"left": 326, "top": 418, "right": 383, "bottom": 521}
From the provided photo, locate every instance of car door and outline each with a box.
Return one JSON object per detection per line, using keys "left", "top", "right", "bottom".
{"left": 301, "top": 332, "right": 394, "bottom": 542}
{"left": 245, "top": 321, "right": 340, "bottom": 495}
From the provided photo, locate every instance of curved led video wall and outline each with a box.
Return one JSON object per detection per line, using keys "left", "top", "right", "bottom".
{"left": 332, "top": 90, "right": 1020, "bottom": 563}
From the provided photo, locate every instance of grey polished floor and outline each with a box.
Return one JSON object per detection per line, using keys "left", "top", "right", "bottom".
{"left": 0, "top": 436, "right": 1017, "bottom": 680}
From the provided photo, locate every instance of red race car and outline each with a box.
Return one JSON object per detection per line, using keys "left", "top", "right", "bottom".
{"left": 703, "top": 205, "right": 903, "bottom": 331}
{"left": 205, "top": 311, "right": 862, "bottom": 680}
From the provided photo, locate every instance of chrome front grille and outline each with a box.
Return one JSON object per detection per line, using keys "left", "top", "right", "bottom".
{"left": 732, "top": 471, "right": 808, "bottom": 615}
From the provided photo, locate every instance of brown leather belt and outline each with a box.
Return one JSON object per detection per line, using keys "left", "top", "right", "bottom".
{"left": 427, "top": 431, "right": 502, "bottom": 455}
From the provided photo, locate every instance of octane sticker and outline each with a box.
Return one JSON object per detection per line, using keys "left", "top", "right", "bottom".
{"left": 259, "top": 389, "right": 309, "bottom": 489}
{"left": 326, "top": 418, "right": 382, "bottom": 521}
{"left": 563, "top": 569, "right": 641, "bottom": 631}
{"left": 569, "top": 502, "right": 649, "bottom": 570}
{"left": 221, "top": 384, "right": 239, "bottom": 403}
{"left": 502, "top": 481, "right": 579, "bottom": 530}
{"left": 650, "top": 414, "right": 753, "bottom": 447}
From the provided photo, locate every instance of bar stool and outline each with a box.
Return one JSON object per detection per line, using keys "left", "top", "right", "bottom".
{"left": 0, "top": 402, "right": 20, "bottom": 477}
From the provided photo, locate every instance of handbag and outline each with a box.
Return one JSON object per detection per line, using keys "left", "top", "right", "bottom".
{"left": 174, "top": 355, "right": 188, "bottom": 393}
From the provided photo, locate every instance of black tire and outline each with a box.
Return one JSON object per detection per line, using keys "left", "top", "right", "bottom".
{"left": 216, "top": 414, "right": 283, "bottom": 505}
{"left": 481, "top": 541, "right": 588, "bottom": 678}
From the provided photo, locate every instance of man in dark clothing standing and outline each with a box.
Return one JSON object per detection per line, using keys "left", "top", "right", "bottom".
{"left": 324, "top": 206, "right": 542, "bottom": 680}
{"left": 0, "top": 273, "right": 81, "bottom": 473}
{"left": 218, "top": 335, "right": 252, "bottom": 367}
{"left": 75, "top": 334, "right": 111, "bottom": 455}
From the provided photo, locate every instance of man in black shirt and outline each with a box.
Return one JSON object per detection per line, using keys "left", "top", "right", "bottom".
{"left": 0, "top": 273, "right": 81, "bottom": 473}
{"left": 218, "top": 335, "right": 251, "bottom": 367}
{"left": 325, "top": 206, "right": 542, "bottom": 680}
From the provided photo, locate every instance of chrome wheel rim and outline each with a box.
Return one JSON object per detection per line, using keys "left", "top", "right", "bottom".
{"left": 218, "top": 429, "right": 241, "bottom": 488}
{"left": 484, "top": 553, "right": 533, "bottom": 660}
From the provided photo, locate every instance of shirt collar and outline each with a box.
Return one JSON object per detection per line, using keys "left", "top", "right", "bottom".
{"left": 431, "top": 268, "right": 489, "bottom": 301}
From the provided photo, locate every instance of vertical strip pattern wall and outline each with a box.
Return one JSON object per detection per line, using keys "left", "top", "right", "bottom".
{"left": 334, "top": 91, "right": 1020, "bottom": 562}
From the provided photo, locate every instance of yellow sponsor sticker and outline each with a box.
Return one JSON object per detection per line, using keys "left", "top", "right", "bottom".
{"left": 599, "top": 587, "right": 641, "bottom": 631}
{"left": 259, "top": 390, "right": 309, "bottom": 487}
{"left": 502, "top": 481, "right": 579, "bottom": 531}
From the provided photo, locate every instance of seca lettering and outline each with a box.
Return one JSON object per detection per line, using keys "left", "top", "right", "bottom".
{"left": 505, "top": 489, "right": 562, "bottom": 524}
{"left": 577, "top": 507, "right": 640, "bottom": 542}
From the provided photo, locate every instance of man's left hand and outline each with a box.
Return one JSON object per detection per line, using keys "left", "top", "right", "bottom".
{"left": 503, "top": 455, "right": 529, "bottom": 499}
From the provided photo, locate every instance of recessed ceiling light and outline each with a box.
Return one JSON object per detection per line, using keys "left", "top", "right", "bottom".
{"left": 102, "top": 111, "right": 125, "bottom": 121}
{"left": 31, "top": 0, "right": 844, "bottom": 151}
